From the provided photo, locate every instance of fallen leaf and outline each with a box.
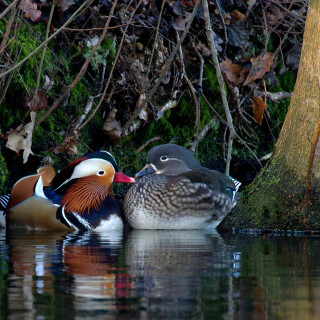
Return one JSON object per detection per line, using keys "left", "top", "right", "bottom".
{"left": 196, "top": 43, "right": 211, "bottom": 57}
{"left": 230, "top": 10, "right": 246, "bottom": 22}
{"left": 246, "top": 0, "right": 257, "bottom": 10}
{"left": 21, "top": 0, "right": 41, "bottom": 22}
{"left": 25, "top": 89, "right": 49, "bottom": 111}
{"left": 56, "top": 0, "right": 75, "bottom": 12}
{"left": 243, "top": 52, "right": 274, "bottom": 86}
{"left": 220, "top": 59, "right": 246, "bottom": 85}
{"left": 44, "top": 75, "right": 55, "bottom": 91}
{"left": 102, "top": 108, "right": 122, "bottom": 146}
{"left": 173, "top": 0, "right": 186, "bottom": 15}
{"left": 6, "top": 112, "right": 36, "bottom": 163}
{"left": 53, "top": 136, "right": 78, "bottom": 155}
{"left": 172, "top": 12, "right": 191, "bottom": 31}
{"left": 136, "top": 93, "right": 148, "bottom": 120}
{"left": 266, "top": 4, "right": 285, "bottom": 26}
{"left": 227, "top": 22, "right": 250, "bottom": 47}
{"left": 182, "top": 0, "right": 197, "bottom": 6}
{"left": 252, "top": 96, "right": 267, "bottom": 126}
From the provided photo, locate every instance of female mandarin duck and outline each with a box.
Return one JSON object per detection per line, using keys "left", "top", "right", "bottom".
{"left": 0, "top": 151, "right": 135, "bottom": 231}
{"left": 124, "top": 144, "right": 241, "bottom": 229}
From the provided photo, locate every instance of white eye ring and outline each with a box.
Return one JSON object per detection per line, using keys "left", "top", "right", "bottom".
{"left": 97, "top": 170, "right": 105, "bottom": 176}
{"left": 160, "top": 156, "right": 168, "bottom": 161}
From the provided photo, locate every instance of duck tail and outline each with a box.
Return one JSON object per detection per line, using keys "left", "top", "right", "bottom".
{"left": 230, "top": 177, "right": 241, "bottom": 208}
{"left": 0, "top": 194, "right": 10, "bottom": 211}
{"left": 0, "top": 194, "right": 10, "bottom": 227}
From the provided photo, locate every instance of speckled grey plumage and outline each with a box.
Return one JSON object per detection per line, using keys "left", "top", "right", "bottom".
{"left": 124, "top": 144, "right": 240, "bottom": 229}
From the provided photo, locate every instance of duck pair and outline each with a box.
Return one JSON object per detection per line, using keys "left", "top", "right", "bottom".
{"left": 0, "top": 144, "right": 240, "bottom": 231}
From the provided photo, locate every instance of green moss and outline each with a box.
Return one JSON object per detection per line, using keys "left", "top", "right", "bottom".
{"left": 82, "top": 36, "right": 116, "bottom": 71}
{"left": 0, "top": 152, "right": 9, "bottom": 192}
{"left": 68, "top": 80, "right": 90, "bottom": 112}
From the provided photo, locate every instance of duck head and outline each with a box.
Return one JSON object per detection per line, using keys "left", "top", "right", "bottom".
{"left": 51, "top": 151, "right": 135, "bottom": 214}
{"left": 136, "top": 144, "right": 202, "bottom": 177}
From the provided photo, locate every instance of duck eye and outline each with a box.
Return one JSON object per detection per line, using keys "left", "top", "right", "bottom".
{"left": 97, "top": 170, "right": 105, "bottom": 176}
{"left": 160, "top": 156, "right": 168, "bottom": 161}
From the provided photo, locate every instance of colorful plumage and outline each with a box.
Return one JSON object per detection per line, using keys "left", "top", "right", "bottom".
{"left": 124, "top": 144, "right": 241, "bottom": 229}
{"left": 0, "top": 151, "right": 135, "bottom": 231}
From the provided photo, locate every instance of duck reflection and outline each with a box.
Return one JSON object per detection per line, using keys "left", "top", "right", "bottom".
{"left": 5, "top": 229, "right": 124, "bottom": 319}
{"left": 123, "top": 230, "right": 232, "bottom": 318}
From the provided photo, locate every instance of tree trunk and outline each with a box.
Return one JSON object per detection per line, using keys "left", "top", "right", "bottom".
{"left": 219, "top": 0, "right": 320, "bottom": 231}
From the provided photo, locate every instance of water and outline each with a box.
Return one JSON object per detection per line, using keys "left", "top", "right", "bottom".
{"left": 1, "top": 228, "right": 320, "bottom": 320}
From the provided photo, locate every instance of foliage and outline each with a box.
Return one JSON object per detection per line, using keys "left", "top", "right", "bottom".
{"left": 0, "top": 152, "right": 8, "bottom": 192}
{"left": 0, "top": 0, "right": 306, "bottom": 188}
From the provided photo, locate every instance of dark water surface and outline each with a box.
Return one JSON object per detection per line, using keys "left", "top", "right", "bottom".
{"left": 0, "top": 228, "right": 320, "bottom": 320}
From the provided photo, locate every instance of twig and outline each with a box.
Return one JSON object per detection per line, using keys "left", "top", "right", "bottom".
{"left": 194, "top": 46, "right": 204, "bottom": 92}
{"left": 259, "top": 152, "right": 272, "bottom": 162}
{"left": 0, "top": 0, "right": 93, "bottom": 80}
{"left": 73, "top": 96, "right": 94, "bottom": 131}
{"left": 0, "top": 0, "right": 18, "bottom": 20}
{"left": 156, "top": 90, "right": 179, "bottom": 120}
{"left": 214, "top": 0, "right": 228, "bottom": 57}
{"left": 35, "top": 0, "right": 117, "bottom": 127}
{"left": 202, "top": 92, "right": 262, "bottom": 167}
{"left": 258, "top": 0, "right": 269, "bottom": 53}
{"left": 176, "top": 32, "right": 200, "bottom": 155}
{"left": 31, "top": 2, "right": 56, "bottom": 111}
{"left": 78, "top": 0, "right": 143, "bottom": 131}
{"left": 0, "top": 9, "right": 22, "bottom": 105}
{"left": 0, "top": 0, "right": 16, "bottom": 54}
{"left": 202, "top": 0, "right": 235, "bottom": 175}
{"left": 136, "top": 137, "right": 161, "bottom": 153}
{"left": 190, "top": 119, "right": 216, "bottom": 153}
{"left": 194, "top": 45, "right": 204, "bottom": 154}
{"left": 62, "top": 22, "right": 139, "bottom": 32}
{"left": 142, "top": 0, "right": 165, "bottom": 92}
{"left": 122, "top": 0, "right": 201, "bottom": 135}
{"left": 266, "top": 0, "right": 305, "bottom": 24}
{"left": 257, "top": 91, "right": 292, "bottom": 102}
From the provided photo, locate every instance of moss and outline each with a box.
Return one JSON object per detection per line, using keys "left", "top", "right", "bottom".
{"left": 68, "top": 80, "right": 90, "bottom": 112}
{"left": 0, "top": 152, "right": 9, "bottom": 192}
{"left": 82, "top": 36, "right": 117, "bottom": 71}
{"left": 219, "top": 156, "right": 309, "bottom": 231}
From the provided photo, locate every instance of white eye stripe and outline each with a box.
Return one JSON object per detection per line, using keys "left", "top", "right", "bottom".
{"left": 160, "top": 156, "right": 168, "bottom": 161}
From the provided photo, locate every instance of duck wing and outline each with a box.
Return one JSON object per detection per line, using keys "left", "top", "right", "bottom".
{"left": 165, "top": 171, "right": 232, "bottom": 219}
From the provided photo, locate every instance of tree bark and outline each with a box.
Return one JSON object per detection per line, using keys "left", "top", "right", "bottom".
{"left": 219, "top": 0, "right": 320, "bottom": 231}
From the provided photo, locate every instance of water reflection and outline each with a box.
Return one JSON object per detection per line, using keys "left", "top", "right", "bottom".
{"left": 4, "top": 229, "right": 124, "bottom": 320}
{"left": 2, "top": 228, "right": 320, "bottom": 319}
{"left": 124, "top": 230, "right": 231, "bottom": 318}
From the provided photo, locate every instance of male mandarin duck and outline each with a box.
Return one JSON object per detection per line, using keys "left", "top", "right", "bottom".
{"left": 0, "top": 151, "right": 135, "bottom": 231}
{"left": 124, "top": 144, "right": 241, "bottom": 229}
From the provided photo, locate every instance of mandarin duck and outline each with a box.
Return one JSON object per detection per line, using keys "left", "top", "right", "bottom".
{"left": 124, "top": 144, "right": 241, "bottom": 229}
{"left": 0, "top": 151, "right": 135, "bottom": 231}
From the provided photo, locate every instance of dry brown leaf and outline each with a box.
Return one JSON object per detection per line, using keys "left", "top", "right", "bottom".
{"left": 6, "top": 111, "right": 36, "bottom": 163}
{"left": 266, "top": 4, "right": 286, "bottom": 26}
{"left": 53, "top": 136, "right": 78, "bottom": 155}
{"left": 243, "top": 52, "right": 274, "bottom": 86}
{"left": 230, "top": 10, "right": 246, "bottom": 22}
{"left": 172, "top": 12, "right": 191, "bottom": 31}
{"left": 220, "top": 59, "right": 246, "bottom": 85}
{"left": 252, "top": 96, "right": 267, "bottom": 126}
{"left": 196, "top": 43, "right": 211, "bottom": 57}
{"left": 21, "top": 0, "right": 41, "bottom": 22}
{"left": 25, "top": 89, "right": 49, "bottom": 112}
{"left": 102, "top": 108, "right": 122, "bottom": 146}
